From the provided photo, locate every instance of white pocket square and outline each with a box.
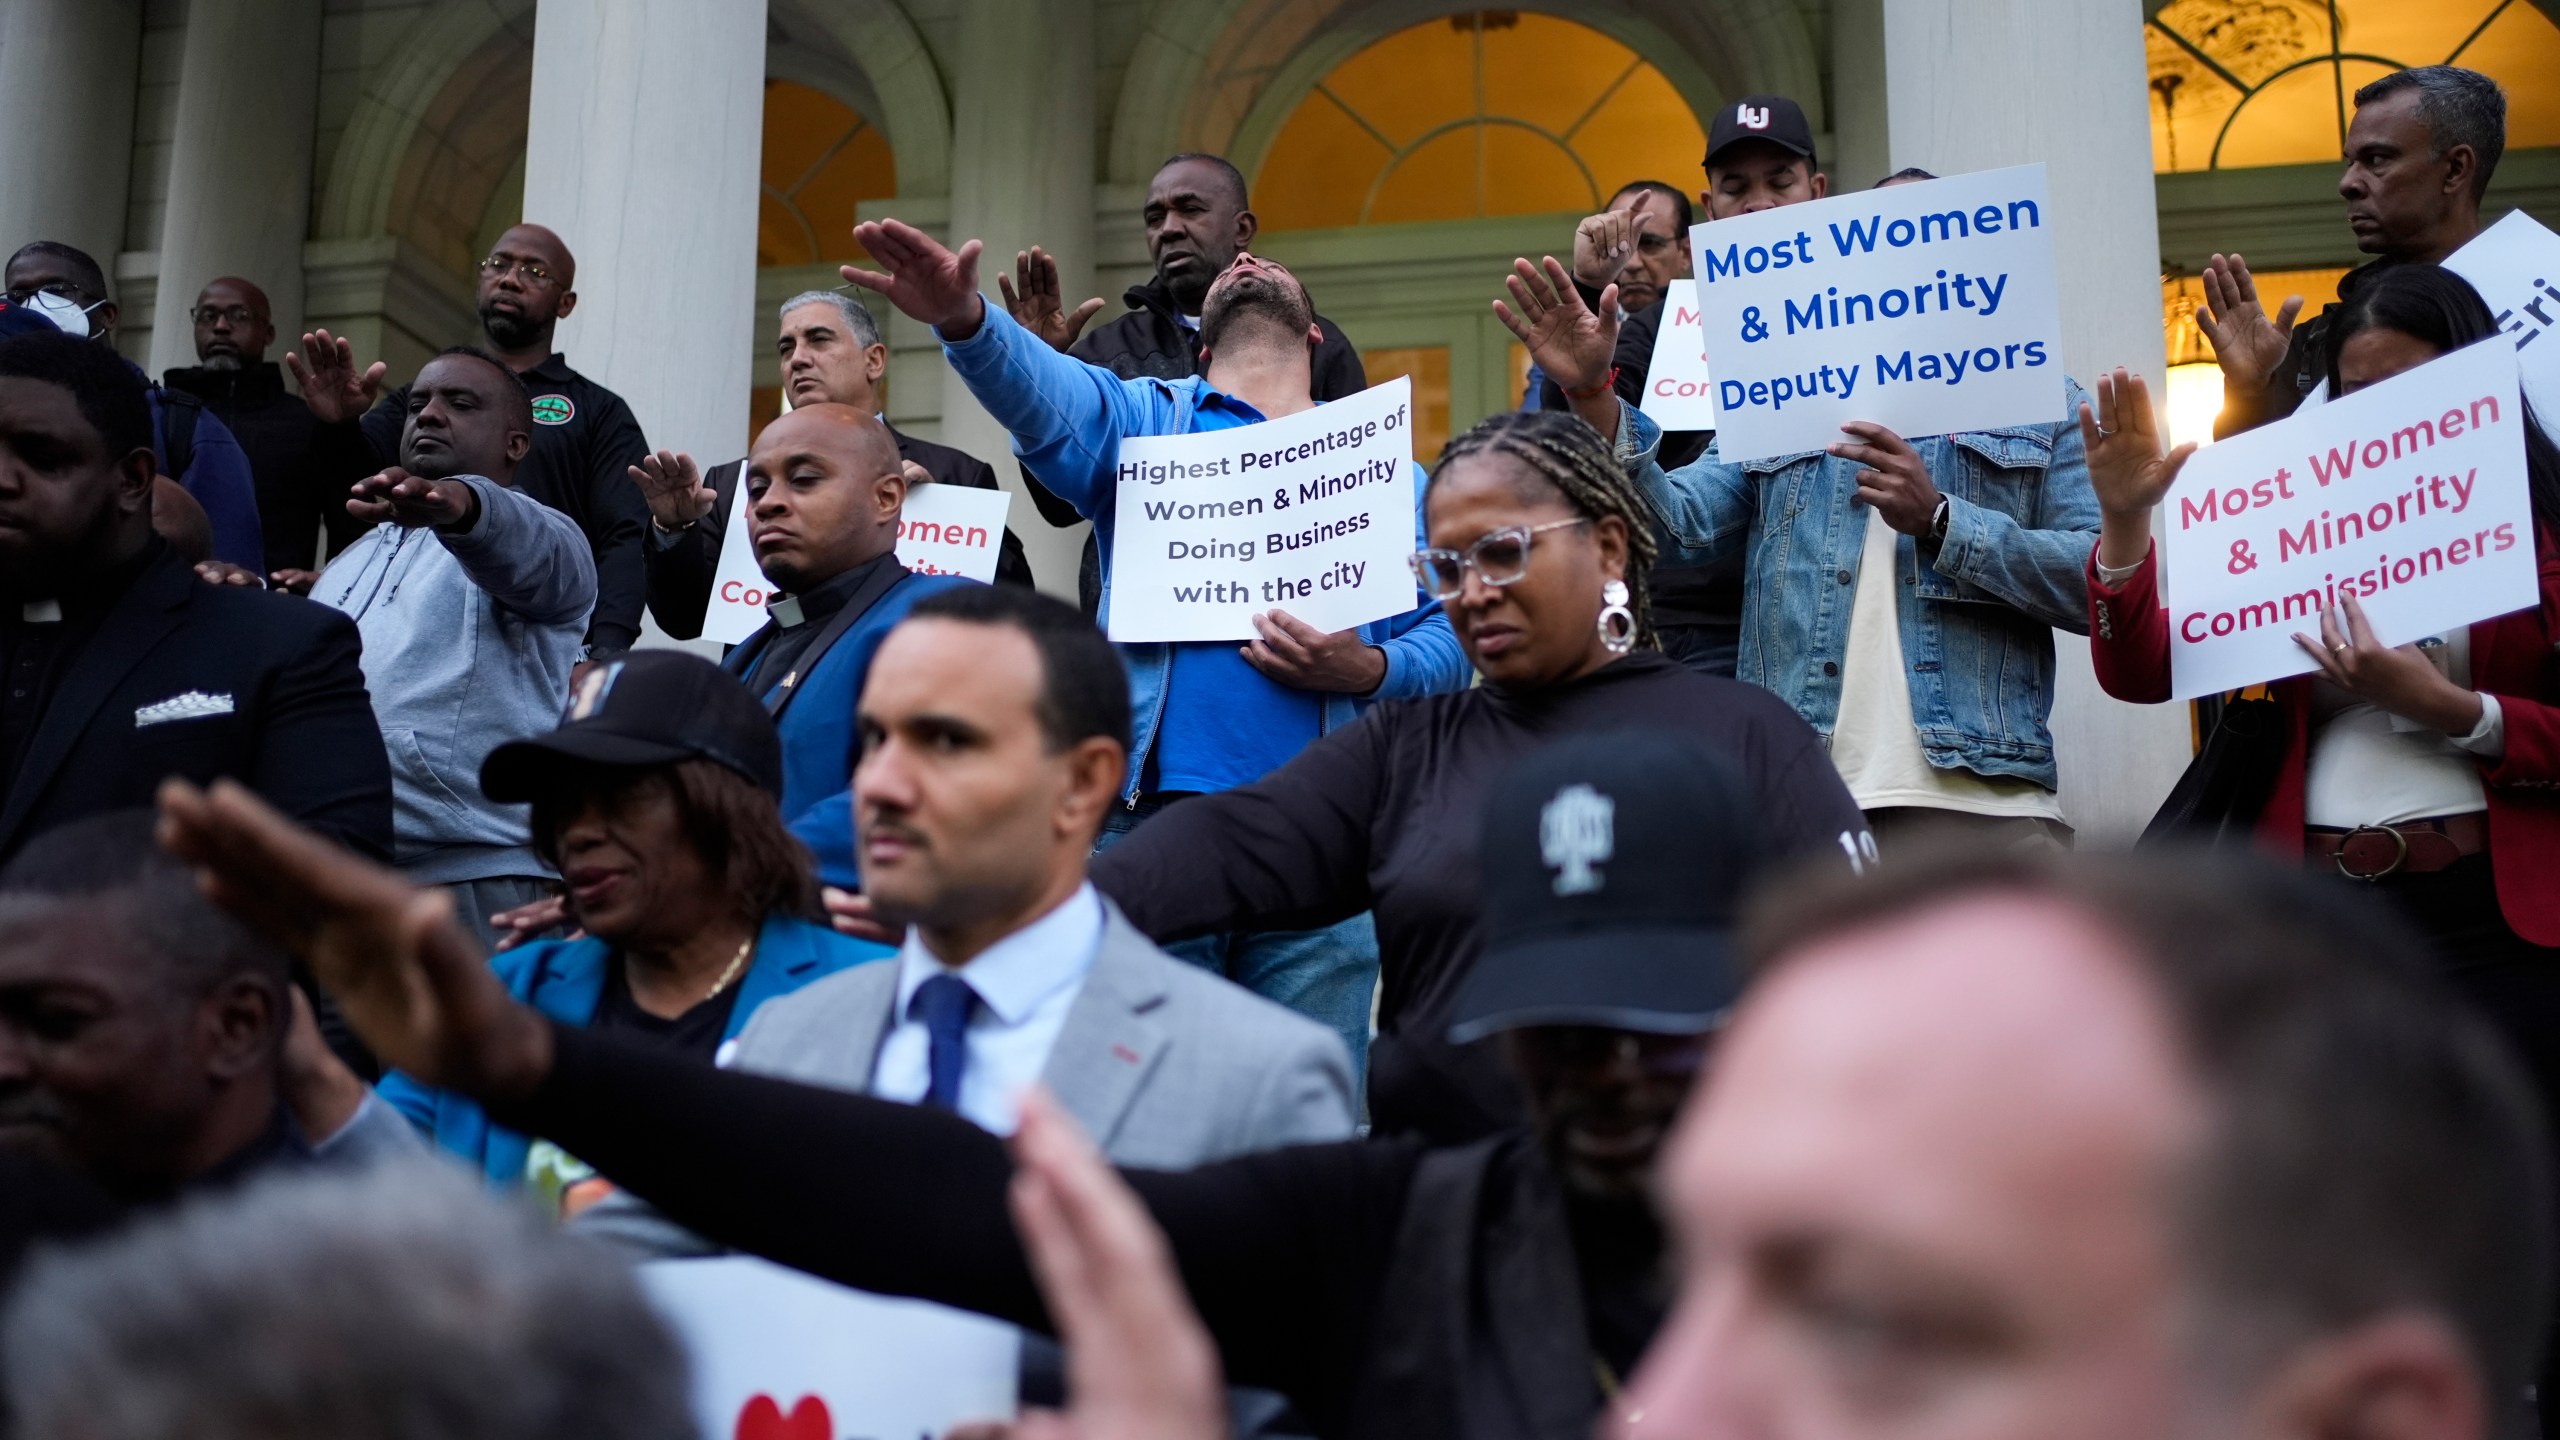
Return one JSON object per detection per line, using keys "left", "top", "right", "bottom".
{"left": 134, "top": 691, "right": 235, "bottom": 727}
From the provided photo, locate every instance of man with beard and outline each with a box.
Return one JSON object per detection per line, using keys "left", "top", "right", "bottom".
{"left": 307, "top": 346, "right": 595, "bottom": 950}
{"left": 841, "top": 219, "right": 1464, "bottom": 1077}
{"left": 160, "top": 277, "right": 357, "bottom": 575}
{"left": 1000, "top": 153, "right": 1367, "bottom": 616}
{"left": 290, "top": 224, "right": 650, "bottom": 657}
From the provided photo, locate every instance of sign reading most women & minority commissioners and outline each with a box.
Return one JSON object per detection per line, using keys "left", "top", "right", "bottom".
{"left": 1686, "top": 164, "right": 2066, "bottom": 462}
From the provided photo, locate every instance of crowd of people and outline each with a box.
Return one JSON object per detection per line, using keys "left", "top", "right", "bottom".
{"left": 0, "top": 54, "right": 2554, "bottom": 1440}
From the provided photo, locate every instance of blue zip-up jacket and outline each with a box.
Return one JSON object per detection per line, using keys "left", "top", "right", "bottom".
{"left": 940, "top": 305, "right": 1467, "bottom": 803}
{"left": 377, "top": 912, "right": 887, "bottom": 1186}
{"left": 1617, "top": 376, "right": 2099, "bottom": 790}
{"left": 137, "top": 365, "right": 263, "bottom": 569}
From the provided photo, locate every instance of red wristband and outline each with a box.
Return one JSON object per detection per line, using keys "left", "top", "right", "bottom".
{"left": 1563, "top": 367, "right": 1619, "bottom": 401}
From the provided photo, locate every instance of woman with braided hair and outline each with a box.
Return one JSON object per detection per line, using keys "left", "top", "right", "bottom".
{"left": 1092, "top": 408, "right": 1867, "bottom": 1143}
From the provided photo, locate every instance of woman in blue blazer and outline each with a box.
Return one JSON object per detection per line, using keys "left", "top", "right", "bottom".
{"left": 376, "top": 651, "right": 887, "bottom": 1203}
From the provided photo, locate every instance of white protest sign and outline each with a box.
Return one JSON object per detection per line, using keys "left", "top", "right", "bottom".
{"left": 702, "top": 478, "right": 1012, "bottom": 646}
{"left": 2445, "top": 209, "right": 2560, "bottom": 433}
{"left": 1637, "top": 279, "right": 1719, "bottom": 430}
{"left": 2161, "top": 338, "right": 2534, "bottom": 700}
{"left": 1106, "top": 375, "right": 1416, "bottom": 642}
{"left": 1687, "top": 164, "right": 2065, "bottom": 463}
{"left": 641, "top": 1257, "right": 1019, "bottom": 1440}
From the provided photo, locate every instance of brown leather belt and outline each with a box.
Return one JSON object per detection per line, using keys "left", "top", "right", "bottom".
{"left": 2306, "top": 814, "right": 2490, "bottom": 880}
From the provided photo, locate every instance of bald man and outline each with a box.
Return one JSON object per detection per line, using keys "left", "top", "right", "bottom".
{"left": 713, "top": 404, "right": 975, "bottom": 876}
{"left": 291, "top": 224, "right": 654, "bottom": 657}
{"left": 163, "top": 276, "right": 358, "bottom": 573}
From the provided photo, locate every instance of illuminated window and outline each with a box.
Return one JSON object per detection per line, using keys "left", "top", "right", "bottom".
{"left": 1361, "top": 346, "right": 1453, "bottom": 461}
{"left": 759, "top": 79, "right": 897, "bottom": 266}
{"left": 2147, "top": 0, "right": 2560, "bottom": 173}
{"left": 1257, "top": 12, "right": 1708, "bottom": 231}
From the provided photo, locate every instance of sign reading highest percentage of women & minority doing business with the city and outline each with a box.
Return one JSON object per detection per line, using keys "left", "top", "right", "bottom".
{"left": 1686, "top": 163, "right": 2066, "bottom": 462}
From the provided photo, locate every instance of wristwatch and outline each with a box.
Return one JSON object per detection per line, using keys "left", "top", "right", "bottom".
{"left": 1927, "top": 497, "right": 1951, "bottom": 543}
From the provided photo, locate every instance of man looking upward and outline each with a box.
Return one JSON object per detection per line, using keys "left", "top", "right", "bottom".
{"left": 290, "top": 224, "right": 651, "bottom": 658}
{"left": 841, "top": 219, "right": 1466, "bottom": 1076}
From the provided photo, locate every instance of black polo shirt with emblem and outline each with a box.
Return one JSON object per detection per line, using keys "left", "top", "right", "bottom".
{"left": 315, "top": 353, "right": 653, "bottom": 655}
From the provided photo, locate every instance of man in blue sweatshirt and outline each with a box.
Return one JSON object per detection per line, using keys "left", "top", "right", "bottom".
{"left": 311, "top": 346, "right": 596, "bottom": 950}
{"left": 840, "top": 220, "right": 1466, "bottom": 1076}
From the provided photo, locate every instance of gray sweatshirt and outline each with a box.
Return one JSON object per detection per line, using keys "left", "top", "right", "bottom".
{"left": 315, "top": 476, "right": 596, "bottom": 883}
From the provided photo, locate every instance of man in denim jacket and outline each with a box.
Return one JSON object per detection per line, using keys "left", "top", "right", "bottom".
{"left": 1502, "top": 111, "right": 2099, "bottom": 850}
{"left": 840, "top": 220, "right": 1465, "bottom": 1076}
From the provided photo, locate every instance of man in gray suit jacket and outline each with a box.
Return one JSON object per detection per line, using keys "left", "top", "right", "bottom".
{"left": 576, "top": 583, "right": 1353, "bottom": 1265}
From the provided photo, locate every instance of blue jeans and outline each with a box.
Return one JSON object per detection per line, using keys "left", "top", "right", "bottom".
{"left": 1096, "top": 800, "right": 1377, "bottom": 1097}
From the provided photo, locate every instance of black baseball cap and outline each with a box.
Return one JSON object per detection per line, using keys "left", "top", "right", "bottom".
{"left": 480, "top": 650, "right": 784, "bottom": 802}
{"left": 1705, "top": 95, "right": 1818, "bottom": 169}
{"left": 1447, "top": 731, "right": 1764, "bottom": 1045}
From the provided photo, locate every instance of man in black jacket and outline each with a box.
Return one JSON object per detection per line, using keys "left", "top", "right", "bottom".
{"left": 0, "top": 330, "right": 389, "bottom": 868}
{"left": 287, "top": 224, "right": 652, "bottom": 657}
{"left": 160, "top": 276, "right": 357, "bottom": 576}
{"left": 2201, "top": 66, "right": 2506, "bottom": 439}
{"left": 1001, "top": 153, "right": 1367, "bottom": 614}
{"left": 633, "top": 289, "right": 1032, "bottom": 642}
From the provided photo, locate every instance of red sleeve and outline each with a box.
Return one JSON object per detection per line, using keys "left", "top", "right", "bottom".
{"left": 2478, "top": 524, "right": 2560, "bottom": 787}
{"left": 2086, "top": 540, "right": 2175, "bottom": 705}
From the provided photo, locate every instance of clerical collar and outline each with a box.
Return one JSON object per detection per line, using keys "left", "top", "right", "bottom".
{"left": 765, "top": 550, "right": 895, "bottom": 629}
{"left": 20, "top": 599, "right": 62, "bottom": 623}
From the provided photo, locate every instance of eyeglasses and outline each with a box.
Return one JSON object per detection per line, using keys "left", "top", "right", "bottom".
{"left": 3, "top": 281, "right": 96, "bottom": 307}
{"left": 191, "top": 305, "right": 258, "bottom": 326}
{"left": 478, "top": 255, "right": 556, "bottom": 286}
{"left": 1409, "top": 518, "right": 1588, "bottom": 599}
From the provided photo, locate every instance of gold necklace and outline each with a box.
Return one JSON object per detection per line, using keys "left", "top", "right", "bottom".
{"left": 698, "top": 932, "right": 754, "bottom": 1004}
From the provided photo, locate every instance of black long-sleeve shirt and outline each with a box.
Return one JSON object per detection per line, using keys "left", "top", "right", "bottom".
{"left": 1090, "top": 651, "right": 1868, "bottom": 1141}
{"left": 313, "top": 353, "right": 651, "bottom": 654}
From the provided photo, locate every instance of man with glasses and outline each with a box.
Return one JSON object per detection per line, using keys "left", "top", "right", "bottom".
{"left": 3, "top": 242, "right": 265, "bottom": 571}
{"left": 288, "top": 224, "right": 652, "bottom": 658}
{"left": 161, "top": 277, "right": 357, "bottom": 576}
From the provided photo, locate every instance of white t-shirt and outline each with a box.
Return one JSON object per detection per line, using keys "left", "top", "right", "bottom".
{"left": 2304, "top": 630, "right": 2492, "bottom": 826}
{"left": 1828, "top": 509, "right": 2069, "bottom": 821}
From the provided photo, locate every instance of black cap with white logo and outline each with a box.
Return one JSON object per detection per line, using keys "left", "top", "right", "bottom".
{"left": 1446, "top": 730, "right": 1764, "bottom": 1045}
{"left": 1705, "top": 94, "right": 1818, "bottom": 169}
{"left": 480, "top": 650, "right": 785, "bottom": 802}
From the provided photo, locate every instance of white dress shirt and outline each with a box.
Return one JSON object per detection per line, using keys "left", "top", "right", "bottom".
{"left": 870, "top": 882, "right": 1106, "bottom": 1136}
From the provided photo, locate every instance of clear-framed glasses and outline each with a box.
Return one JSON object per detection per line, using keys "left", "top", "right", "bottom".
{"left": 1409, "top": 517, "right": 1589, "bottom": 599}
{"left": 191, "top": 304, "right": 257, "bottom": 327}
{"left": 478, "top": 255, "right": 555, "bottom": 286}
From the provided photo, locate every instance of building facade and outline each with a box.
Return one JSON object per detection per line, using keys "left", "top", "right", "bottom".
{"left": 4, "top": 0, "right": 2552, "bottom": 838}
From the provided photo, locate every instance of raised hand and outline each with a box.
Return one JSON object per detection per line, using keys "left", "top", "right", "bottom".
{"left": 843, "top": 219, "right": 987, "bottom": 338}
{"left": 2077, "top": 367, "right": 2196, "bottom": 572}
{"left": 1494, "top": 256, "right": 1622, "bottom": 434}
{"left": 488, "top": 890, "right": 575, "bottom": 952}
{"left": 348, "top": 466, "right": 474, "bottom": 530}
{"left": 193, "top": 560, "right": 266, "bottom": 588}
{"left": 155, "top": 778, "right": 554, "bottom": 1099}
{"left": 2196, "top": 253, "right": 2303, "bottom": 391}
{"left": 286, "top": 328, "right": 388, "bottom": 424}
{"left": 268, "top": 568, "right": 320, "bottom": 596}
{"left": 998, "top": 246, "right": 1106, "bottom": 354}
{"left": 1572, "top": 207, "right": 1638, "bottom": 290}
{"left": 628, "top": 449, "right": 716, "bottom": 531}
{"left": 820, "top": 886, "right": 900, "bottom": 946}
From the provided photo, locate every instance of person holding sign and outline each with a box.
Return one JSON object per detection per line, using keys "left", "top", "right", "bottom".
{"left": 2203, "top": 67, "right": 2509, "bottom": 439}
{"left": 376, "top": 650, "right": 878, "bottom": 1203}
{"left": 839, "top": 219, "right": 1465, "bottom": 1078}
{"left": 633, "top": 290, "right": 1032, "bottom": 637}
{"left": 1513, "top": 207, "right": 2102, "bottom": 853}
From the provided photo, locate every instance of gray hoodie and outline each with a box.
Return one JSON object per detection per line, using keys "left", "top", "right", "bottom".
{"left": 315, "top": 476, "right": 596, "bottom": 883}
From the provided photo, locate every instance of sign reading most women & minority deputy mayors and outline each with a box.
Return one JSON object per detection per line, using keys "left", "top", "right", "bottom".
{"left": 1687, "top": 164, "right": 2065, "bottom": 462}
{"left": 1107, "top": 376, "right": 1416, "bottom": 643}
{"left": 2160, "top": 339, "right": 2535, "bottom": 700}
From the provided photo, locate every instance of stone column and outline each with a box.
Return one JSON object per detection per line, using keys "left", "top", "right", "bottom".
{"left": 940, "top": 0, "right": 1097, "bottom": 599}
{"left": 1866, "top": 0, "right": 2190, "bottom": 844}
{"left": 522, "top": 0, "right": 766, "bottom": 487}
{"left": 147, "top": 0, "right": 323, "bottom": 378}
{"left": 0, "top": 0, "right": 141, "bottom": 276}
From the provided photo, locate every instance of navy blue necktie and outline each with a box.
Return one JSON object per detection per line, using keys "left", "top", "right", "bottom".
{"left": 912, "top": 973, "right": 981, "bottom": 1113}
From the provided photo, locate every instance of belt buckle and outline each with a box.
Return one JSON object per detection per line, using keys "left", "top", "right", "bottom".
{"left": 2334, "top": 823, "right": 2411, "bottom": 881}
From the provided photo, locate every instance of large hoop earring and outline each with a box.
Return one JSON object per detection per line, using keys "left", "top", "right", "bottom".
{"left": 1597, "top": 579, "right": 1635, "bottom": 655}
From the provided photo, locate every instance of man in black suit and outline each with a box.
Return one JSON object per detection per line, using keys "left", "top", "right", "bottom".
{"left": 0, "top": 330, "right": 389, "bottom": 868}
{"left": 634, "top": 290, "right": 1032, "bottom": 641}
